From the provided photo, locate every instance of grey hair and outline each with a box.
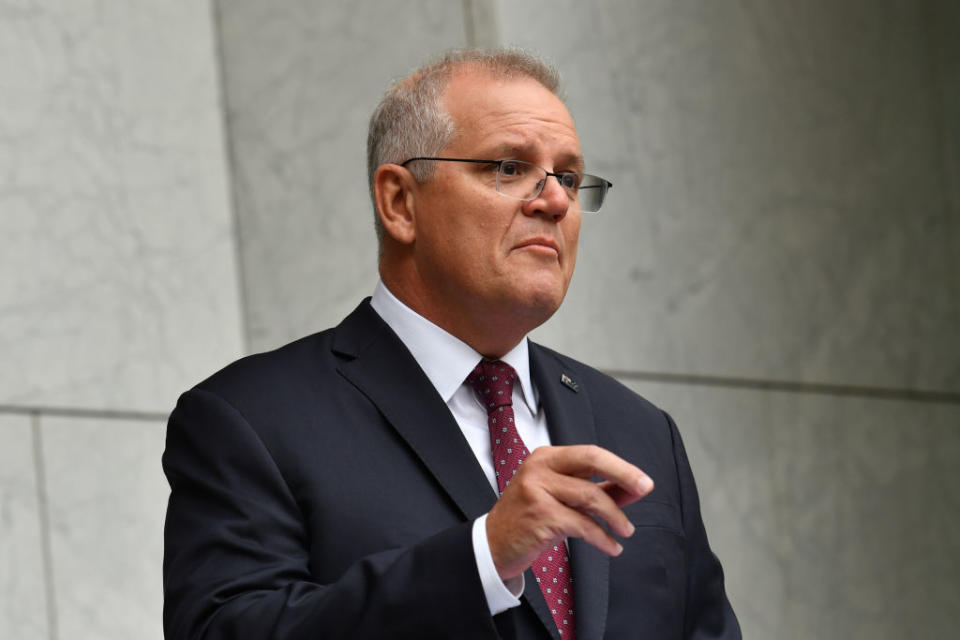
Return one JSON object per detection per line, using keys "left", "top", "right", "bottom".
{"left": 366, "top": 48, "right": 563, "bottom": 245}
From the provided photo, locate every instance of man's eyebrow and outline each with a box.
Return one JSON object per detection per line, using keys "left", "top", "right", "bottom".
{"left": 558, "top": 152, "right": 586, "bottom": 172}
{"left": 485, "top": 143, "right": 585, "bottom": 171}
{"left": 483, "top": 142, "right": 534, "bottom": 158}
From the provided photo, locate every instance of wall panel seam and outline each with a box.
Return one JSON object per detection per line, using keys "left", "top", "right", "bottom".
{"left": 604, "top": 370, "right": 960, "bottom": 405}
{"left": 210, "top": 0, "right": 253, "bottom": 354}
{"left": 1, "top": 406, "right": 168, "bottom": 422}
{"left": 32, "top": 413, "right": 59, "bottom": 640}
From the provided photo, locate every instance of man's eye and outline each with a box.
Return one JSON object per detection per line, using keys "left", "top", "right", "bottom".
{"left": 559, "top": 173, "right": 581, "bottom": 190}
{"left": 500, "top": 161, "right": 521, "bottom": 177}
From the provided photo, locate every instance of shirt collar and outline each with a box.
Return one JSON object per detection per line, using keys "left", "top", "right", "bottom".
{"left": 369, "top": 280, "right": 538, "bottom": 413}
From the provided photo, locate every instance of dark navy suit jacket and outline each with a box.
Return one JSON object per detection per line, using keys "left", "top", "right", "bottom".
{"left": 162, "top": 300, "right": 740, "bottom": 639}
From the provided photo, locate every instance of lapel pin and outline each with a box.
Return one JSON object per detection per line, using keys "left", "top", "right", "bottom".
{"left": 560, "top": 373, "right": 579, "bottom": 392}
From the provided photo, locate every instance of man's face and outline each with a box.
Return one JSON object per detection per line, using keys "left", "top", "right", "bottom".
{"left": 409, "top": 69, "right": 583, "bottom": 345}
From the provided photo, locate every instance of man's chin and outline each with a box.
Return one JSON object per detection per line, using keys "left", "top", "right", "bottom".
{"left": 507, "top": 282, "right": 567, "bottom": 327}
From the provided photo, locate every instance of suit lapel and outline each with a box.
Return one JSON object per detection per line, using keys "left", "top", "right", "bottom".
{"left": 331, "top": 305, "right": 609, "bottom": 639}
{"left": 530, "top": 344, "right": 610, "bottom": 640}
{"left": 332, "top": 301, "right": 496, "bottom": 521}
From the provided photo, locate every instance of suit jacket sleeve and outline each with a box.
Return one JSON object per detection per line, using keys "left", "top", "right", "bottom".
{"left": 665, "top": 411, "right": 740, "bottom": 639}
{"left": 162, "top": 387, "right": 499, "bottom": 640}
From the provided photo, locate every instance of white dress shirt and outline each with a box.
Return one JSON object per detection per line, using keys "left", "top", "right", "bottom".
{"left": 369, "top": 280, "right": 553, "bottom": 615}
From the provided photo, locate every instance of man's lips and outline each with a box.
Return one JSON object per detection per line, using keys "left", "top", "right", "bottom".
{"left": 514, "top": 237, "right": 560, "bottom": 255}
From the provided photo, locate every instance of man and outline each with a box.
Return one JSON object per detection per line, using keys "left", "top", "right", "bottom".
{"left": 163, "top": 48, "right": 740, "bottom": 639}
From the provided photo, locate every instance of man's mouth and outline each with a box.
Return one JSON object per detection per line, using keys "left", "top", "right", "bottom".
{"left": 514, "top": 237, "right": 560, "bottom": 256}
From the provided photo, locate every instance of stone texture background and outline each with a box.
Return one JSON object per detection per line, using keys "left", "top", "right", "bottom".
{"left": 2, "top": 1, "right": 957, "bottom": 638}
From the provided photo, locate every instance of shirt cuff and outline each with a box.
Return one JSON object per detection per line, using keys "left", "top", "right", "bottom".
{"left": 472, "top": 514, "right": 524, "bottom": 615}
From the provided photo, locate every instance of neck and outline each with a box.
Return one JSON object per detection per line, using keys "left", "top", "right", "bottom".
{"left": 379, "top": 272, "right": 531, "bottom": 360}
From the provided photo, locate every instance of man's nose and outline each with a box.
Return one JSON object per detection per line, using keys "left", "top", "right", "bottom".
{"left": 523, "top": 175, "right": 569, "bottom": 221}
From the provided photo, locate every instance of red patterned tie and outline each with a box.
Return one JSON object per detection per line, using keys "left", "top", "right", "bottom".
{"left": 467, "top": 359, "right": 576, "bottom": 639}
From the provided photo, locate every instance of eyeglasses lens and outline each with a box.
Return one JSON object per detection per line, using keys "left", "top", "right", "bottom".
{"left": 493, "top": 160, "right": 609, "bottom": 212}
{"left": 578, "top": 175, "right": 608, "bottom": 213}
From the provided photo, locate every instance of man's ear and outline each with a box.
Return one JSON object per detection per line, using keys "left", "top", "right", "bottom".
{"left": 373, "top": 164, "right": 417, "bottom": 245}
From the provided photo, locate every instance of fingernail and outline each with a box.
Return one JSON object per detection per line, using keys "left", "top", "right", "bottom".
{"left": 626, "top": 522, "right": 635, "bottom": 537}
{"left": 614, "top": 542, "right": 623, "bottom": 555}
{"left": 638, "top": 476, "right": 653, "bottom": 493}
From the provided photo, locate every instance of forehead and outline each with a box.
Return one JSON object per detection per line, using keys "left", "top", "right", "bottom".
{"left": 441, "top": 69, "right": 582, "bottom": 163}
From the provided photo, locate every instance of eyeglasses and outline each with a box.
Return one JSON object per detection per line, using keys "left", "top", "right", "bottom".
{"left": 400, "top": 157, "right": 613, "bottom": 213}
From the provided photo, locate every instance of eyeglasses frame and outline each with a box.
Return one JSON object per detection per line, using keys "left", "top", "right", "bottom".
{"left": 399, "top": 157, "right": 613, "bottom": 213}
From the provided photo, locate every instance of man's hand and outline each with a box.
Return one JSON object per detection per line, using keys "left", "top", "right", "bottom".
{"left": 485, "top": 445, "right": 654, "bottom": 580}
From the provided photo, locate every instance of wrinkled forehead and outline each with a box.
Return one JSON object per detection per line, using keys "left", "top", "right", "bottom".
{"left": 441, "top": 65, "right": 570, "bottom": 118}
{"left": 441, "top": 68, "right": 581, "bottom": 159}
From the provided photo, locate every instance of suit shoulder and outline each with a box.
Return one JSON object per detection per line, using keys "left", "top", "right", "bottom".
{"left": 191, "top": 329, "right": 337, "bottom": 402}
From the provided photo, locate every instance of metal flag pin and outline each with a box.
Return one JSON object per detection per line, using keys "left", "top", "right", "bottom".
{"left": 560, "top": 373, "right": 579, "bottom": 392}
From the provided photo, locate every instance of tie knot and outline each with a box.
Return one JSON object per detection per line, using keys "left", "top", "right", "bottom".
{"left": 466, "top": 360, "right": 518, "bottom": 412}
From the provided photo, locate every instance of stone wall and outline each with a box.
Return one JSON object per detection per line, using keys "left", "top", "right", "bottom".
{"left": 2, "top": 2, "right": 957, "bottom": 638}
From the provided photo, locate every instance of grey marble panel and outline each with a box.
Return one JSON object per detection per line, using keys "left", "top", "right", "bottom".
{"left": 216, "top": 0, "right": 469, "bottom": 352}
{"left": 0, "top": 414, "right": 49, "bottom": 640}
{"left": 0, "top": 1, "right": 245, "bottom": 412}
{"left": 503, "top": 0, "right": 960, "bottom": 393}
{"left": 41, "top": 416, "right": 167, "bottom": 640}
{"left": 622, "top": 379, "right": 960, "bottom": 639}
